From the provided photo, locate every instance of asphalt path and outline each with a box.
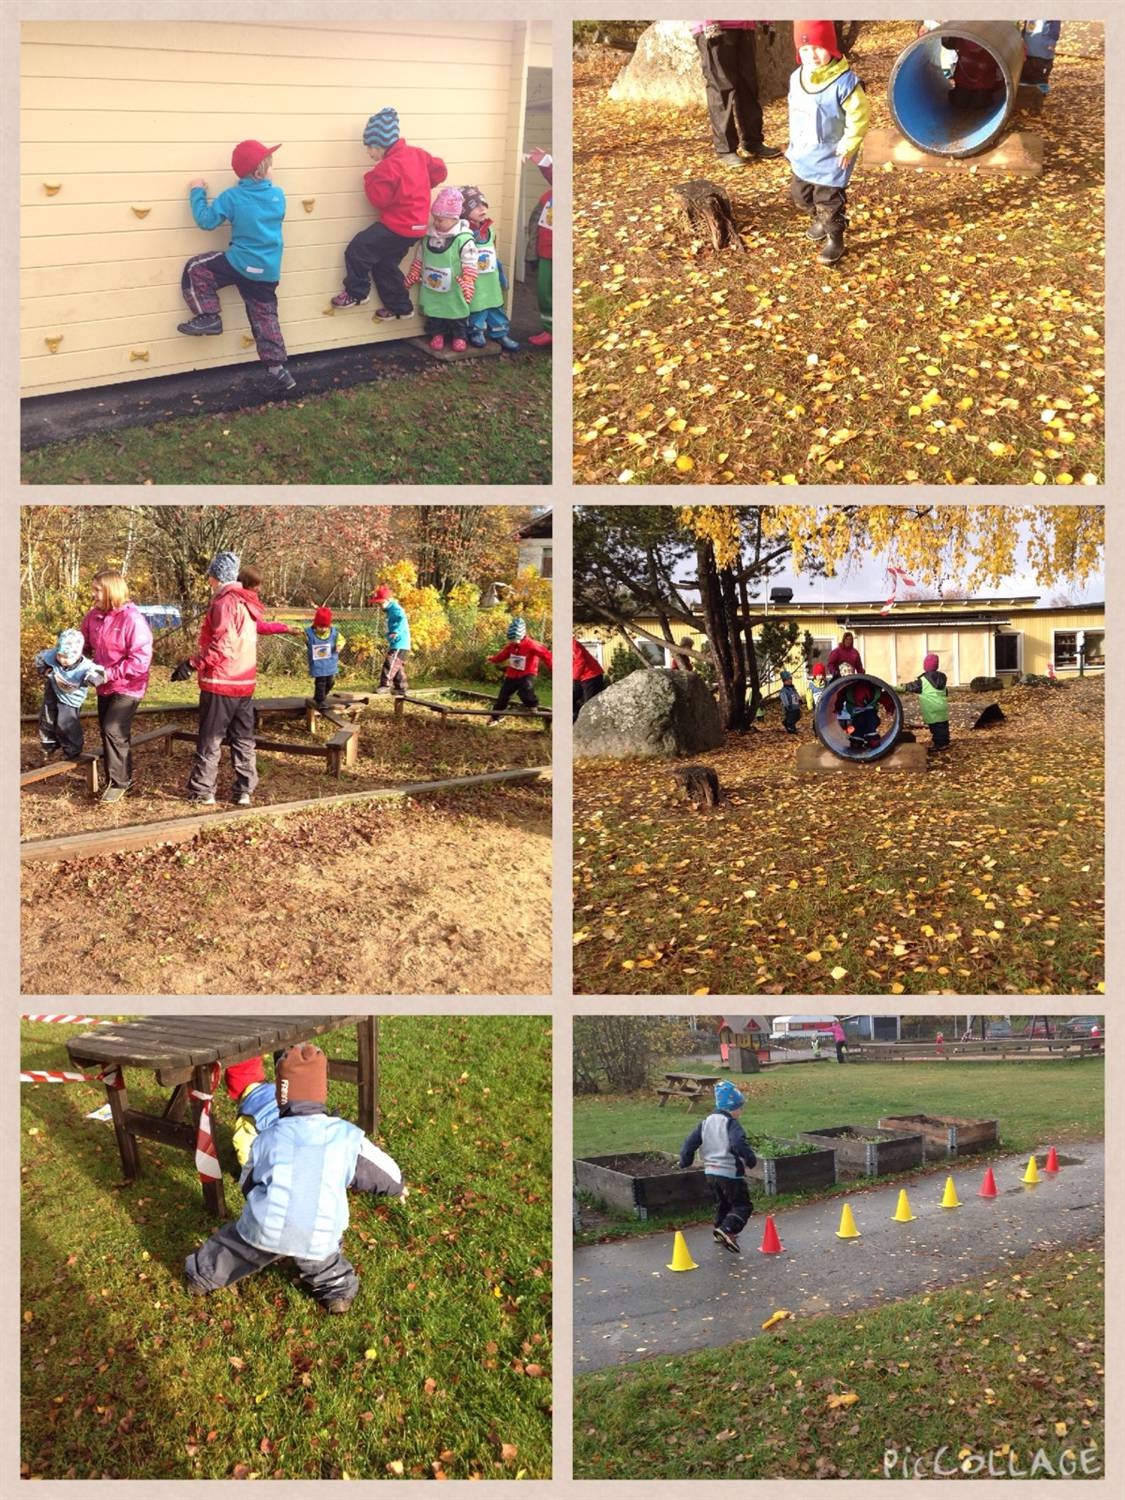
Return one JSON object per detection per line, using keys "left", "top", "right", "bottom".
{"left": 574, "top": 1142, "right": 1104, "bottom": 1372}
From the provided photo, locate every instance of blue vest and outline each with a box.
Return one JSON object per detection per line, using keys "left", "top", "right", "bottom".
{"left": 786, "top": 65, "right": 861, "bottom": 188}
{"left": 236, "top": 1114, "right": 365, "bottom": 1262}
{"left": 305, "top": 625, "right": 339, "bottom": 677}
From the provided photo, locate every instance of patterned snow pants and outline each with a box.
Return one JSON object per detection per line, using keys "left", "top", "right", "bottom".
{"left": 181, "top": 251, "right": 288, "bottom": 365}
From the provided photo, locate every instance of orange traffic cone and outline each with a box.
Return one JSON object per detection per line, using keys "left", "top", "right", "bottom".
{"left": 758, "top": 1214, "right": 785, "bottom": 1254}
{"left": 978, "top": 1166, "right": 999, "bottom": 1199}
{"left": 1044, "top": 1146, "right": 1060, "bottom": 1174}
{"left": 666, "top": 1231, "right": 698, "bottom": 1272}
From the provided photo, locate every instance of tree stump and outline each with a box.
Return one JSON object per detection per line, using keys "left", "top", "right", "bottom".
{"left": 671, "top": 764, "right": 721, "bottom": 808}
{"left": 670, "top": 180, "right": 744, "bottom": 254}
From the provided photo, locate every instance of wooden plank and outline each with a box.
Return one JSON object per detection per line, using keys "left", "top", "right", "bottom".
{"left": 190, "top": 1064, "right": 227, "bottom": 1216}
{"left": 72, "top": 1015, "right": 358, "bottom": 1070}
{"left": 23, "top": 765, "right": 549, "bottom": 864}
{"left": 358, "top": 1018, "right": 378, "bottom": 1136}
{"left": 397, "top": 693, "right": 551, "bottom": 720}
{"left": 122, "top": 1108, "right": 195, "bottom": 1152}
{"left": 21, "top": 724, "right": 179, "bottom": 790}
{"left": 21, "top": 753, "right": 98, "bottom": 786}
{"left": 105, "top": 1076, "right": 141, "bottom": 1181}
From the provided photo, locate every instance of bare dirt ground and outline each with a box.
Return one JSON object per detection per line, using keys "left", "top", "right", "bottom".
{"left": 20, "top": 698, "right": 548, "bottom": 843}
{"left": 22, "top": 780, "right": 551, "bottom": 996}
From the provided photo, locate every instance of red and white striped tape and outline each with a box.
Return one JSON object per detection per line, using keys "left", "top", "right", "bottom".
{"left": 21, "top": 1015, "right": 99, "bottom": 1026}
{"left": 21, "top": 1066, "right": 124, "bottom": 1088}
{"left": 880, "top": 566, "right": 918, "bottom": 616}
{"left": 189, "top": 1063, "right": 223, "bottom": 1184}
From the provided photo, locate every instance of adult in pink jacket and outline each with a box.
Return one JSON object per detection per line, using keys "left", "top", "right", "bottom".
{"left": 826, "top": 632, "right": 864, "bottom": 679}
{"left": 832, "top": 1019, "right": 847, "bottom": 1064}
{"left": 80, "top": 569, "right": 154, "bottom": 804}
{"left": 171, "top": 551, "right": 266, "bottom": 807}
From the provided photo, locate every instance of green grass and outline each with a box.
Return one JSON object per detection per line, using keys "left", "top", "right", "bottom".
{"left": 22, "top": 358, "right": 552, "bottom": 485}
{"left": 21, "top": 1017, "right": 551, "bottom": 1480}
{"left": 574, "top": 1243, "right": 1104, "bottom": 1479}
{"left": 574, "top": 1058, "right": 1103, "bottom": 1240}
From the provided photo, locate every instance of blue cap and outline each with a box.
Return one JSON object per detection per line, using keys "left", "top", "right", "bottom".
{"left": 714, "top": 1079, "right": 744, "bottom": 1112}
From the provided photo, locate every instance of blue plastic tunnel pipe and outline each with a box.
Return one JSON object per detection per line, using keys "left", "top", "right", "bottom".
{"left": 889, "top": 21, "right": 1026, "bottom": 158}
{"left": 813, "top": 675, "right": 904, "bottom": 764}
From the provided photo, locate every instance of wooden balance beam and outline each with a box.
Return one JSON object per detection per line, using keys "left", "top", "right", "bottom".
{"left": 21, "top": 765, "right": 549, "bottom": 864}
{"left": 393, "top": 694, "right": 552, "bottom": 729}
{"left": 20, "top": 724, "right": 183, "bottom": 797}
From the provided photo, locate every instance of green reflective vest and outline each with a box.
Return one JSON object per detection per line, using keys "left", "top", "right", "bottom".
{"left": 419, "top": 230, "right": 475, "bottom": 319}
{"left": 919, "top": 673, "right": 949, "bottom": 725}
{"left": 469, "top": 227, "right": 504, "bottom": 311}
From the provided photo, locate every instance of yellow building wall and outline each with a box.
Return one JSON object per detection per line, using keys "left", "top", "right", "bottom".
{"left": 21, "top": 19, "right": 545, "bottom": 397}
{"left": 580, "top": 608, "right": 1105, "bottom": 684}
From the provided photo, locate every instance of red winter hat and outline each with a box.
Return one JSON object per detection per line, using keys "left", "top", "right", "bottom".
{"left": 232, "top": 139, "right": 281, "bottom": 179}
{"left": 793, "top": 20, "right": 841, "bottom": 59}
{"left": 811, "top": 662, "right": 826, "bottom": 678}
{"left": 368, "top": 585, "right": 392, "bottom": 605}
{"left": 313, "top": 606, "right": 333, "bottom": 628}
{"left": 224, "top": 1055, "right": 266, "bottom": 1101}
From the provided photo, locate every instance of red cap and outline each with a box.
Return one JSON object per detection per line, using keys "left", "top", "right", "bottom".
{"left": 794, "top": 20, "right": 841, "bottom": 59}
{"left": 232, "top": 140, "right": 281, "bottom": 179}
{"left": 368, "top": 585, "right": 392, "bottom": 605}
{"left": 313, "top": 606, "right": 333, "bottom": 628}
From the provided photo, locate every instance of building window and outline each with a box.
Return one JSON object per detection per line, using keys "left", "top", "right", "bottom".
{"left": 1054, "top": 630, "right": 1105, "bottom": 668}
{"left": 995, "top": 633, "right": 1020, "bottom": 672}
{"left": 808, "top": 637, "right": 834, "bottom": 670}
{"left": 578, "top": 638, "right": 603, "bottom": 666}
{"left": 539, "top": 546, "right": 553, "bottom": 580}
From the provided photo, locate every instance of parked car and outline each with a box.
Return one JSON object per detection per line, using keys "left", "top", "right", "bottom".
{"left": 984, "top": 1020, "right": 1013, "bottom": 1039}
{"left": 1062, "top": 1017, "right": 1103, "bottom": 1038}
{"left": 1020, "top": 1018, "right": 1057, "bottom": 1038}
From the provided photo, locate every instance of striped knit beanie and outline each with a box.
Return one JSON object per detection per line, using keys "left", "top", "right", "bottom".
{"left": 208, "top": 551, "right": 240, "bottom": 583}
{"left": 507, "top": 617, "right": 528, "bottom": 642}
{"left": 364, "top": 108, "right": 400, "bottom": 149}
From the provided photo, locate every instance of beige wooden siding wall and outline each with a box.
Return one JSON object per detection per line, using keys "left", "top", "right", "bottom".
{"left": 21, "top": 19, "right": 539, "bottom": 398}
{"left": 516, "top": 22, "right": 553, "bottom": 275}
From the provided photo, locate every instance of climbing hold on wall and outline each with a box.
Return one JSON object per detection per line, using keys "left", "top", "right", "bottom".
{"left": 323, "top": 305, "right": 336, "bottom": 316}
{"left": 131, "top": 206, "right": 151, "bottom": 218}
{"left": 44, "top": 335, "right": 63, "bottom": 353}
{"left": 303, "top": 198, "right": 316, "bottom": 213}
{"left": 43, "top": 182, "right": 61, "bottom": 196}
{"left": 241, "top": 335, "right": 255, "bottom": 348}
{"left": 129, "top": 350, "right": 150, "bottom": 362}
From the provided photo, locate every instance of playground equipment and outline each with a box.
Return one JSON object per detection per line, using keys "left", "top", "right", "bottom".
{"left": 812, "top": 675, "right": 904, "bottom": 764}
{"left": 393, "top": 692, "right": 551, "bottom": 732}
{"left": 889, "top": 22, "right": 1027, "bottom": 159}
{"left": 667, "top": 1230, "right": 698, "bottom": 1271}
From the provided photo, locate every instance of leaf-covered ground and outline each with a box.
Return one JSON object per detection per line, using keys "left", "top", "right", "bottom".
{"left": 573, "top": 22, "right": 1104, "bottom": 486}
{"left": 574, "top": 678, "right": 1103, "bottom": 995}
{"left": 21, "top": 1017, "right": 552, "bottom": 1480}
{"left": 574, "top": 1241, "right": 1103, "bottom": 1479}
{"left": 23, "top": 780, "right": 551, "bottom": 995}
{"left": 21, "top": 682, "right": 550, "bottom": 843}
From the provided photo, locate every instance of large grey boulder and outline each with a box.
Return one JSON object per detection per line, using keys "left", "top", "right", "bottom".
{"left": 608, "top": 21, "right": 794, "bottom": 110}
{"left": 574, "top": 668, "right": 724, "bottom": 760}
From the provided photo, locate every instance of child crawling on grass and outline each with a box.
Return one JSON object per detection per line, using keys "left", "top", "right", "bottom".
{"left": 184, "top": 1044, "right": 406, "bottom": 1313}
{"left": 679, "top": 1080, "right": 757, "bottom": 1254}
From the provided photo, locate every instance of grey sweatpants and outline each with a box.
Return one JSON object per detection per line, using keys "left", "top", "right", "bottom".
{"left": 186, "top": 690, "right": 258, "bottom": 799}
{"left": 184, "top": 1220, "right": 359, "bottom": 1305}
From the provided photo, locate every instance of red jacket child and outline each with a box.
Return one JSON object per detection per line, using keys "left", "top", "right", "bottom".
{"left": 364, "top": 139, "right": 447, "bottom": 238}
{"left": 490, "top": 634, "right": 553, "bottom": 679}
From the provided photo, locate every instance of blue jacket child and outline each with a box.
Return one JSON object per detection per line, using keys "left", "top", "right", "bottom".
{"left": 178, "top": 139, "right": 295, "bottom": 394}
{"left": 184, "top": 1044, "right": 406, "bottom": 1312}
{"left": 680, "top": 1079, "right": 757, "bottom": 1253}
{"left": 779, "top": 670, "right": 802, "bottom": 734}
{"left": 35, "top": 628, "right": 106, "bottom": 760}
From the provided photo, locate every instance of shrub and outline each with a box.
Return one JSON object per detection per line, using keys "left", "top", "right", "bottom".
{"left": 1021, "top": 673, "right": 1067, "bottom": 689}
{"left": 607, "top": 644, "right": 647, "bottom": 682}
{"left": 970, "top": 675, "right": 1003, "bottom": 692}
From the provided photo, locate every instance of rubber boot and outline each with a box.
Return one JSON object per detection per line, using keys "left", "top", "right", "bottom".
{"left": 818, "top": 228, "right": 846, "bottom": 265}
{"left": 806, "top": 213, "right": 828, "bottom": 243}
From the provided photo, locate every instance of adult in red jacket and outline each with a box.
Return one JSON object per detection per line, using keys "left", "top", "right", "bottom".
{"left": 572, "top": 638, "right": 605, "bottom": 722}
{"left": 332, "top": 107, "right": 446, "bottom": 316}
{"left": 826, "top": 632, "right": 863, "bottom": 679}
{"left": 173, "top": 551, "right": 266, "bottom": 807}
{"left": 487, "top": 618, "right": 552, "bottom": 725}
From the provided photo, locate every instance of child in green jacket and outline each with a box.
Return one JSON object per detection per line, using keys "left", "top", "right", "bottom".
{"left": 902, "top": 652, "right": 950, "bottom": 749}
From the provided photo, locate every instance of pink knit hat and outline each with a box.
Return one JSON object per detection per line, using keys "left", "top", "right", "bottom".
{"left": 431, "top": 186, "right": 463, "bottom": 219}
{"left": 923, "top": 652, "right": 939, "bottom": 671}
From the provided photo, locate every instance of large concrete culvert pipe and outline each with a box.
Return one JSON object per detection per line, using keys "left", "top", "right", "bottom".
{"left": 889, "top": 21, "right": 1027, "bottom": 158}
{"left": 813, "top": 676, "right": 904, "bottom": 763}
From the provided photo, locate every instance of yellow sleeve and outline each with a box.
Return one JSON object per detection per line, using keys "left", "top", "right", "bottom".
{"left": 840, "top": 83, "right": 871, "bottom": 157}
{"left": 232, "top": 1113, "right": 259, "bottom": 1170}
{"left": 336, "top": 633, "right": 346, "bottom": 651}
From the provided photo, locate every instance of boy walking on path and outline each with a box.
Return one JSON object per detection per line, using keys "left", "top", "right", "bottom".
{"left": 173, "top": 551, "right": 265, "bottom": 807}
{"left": 332, "top": 108, "right": 447, "bottom": 316}
{"left": 679, "top": 1080, "right": 757, "bottom": 1254}
{"left": 184, "top": 1044, "right": 406, "bottom": 1313}
{"left": 179, "top": 139, "right": 295, "bottom": 394}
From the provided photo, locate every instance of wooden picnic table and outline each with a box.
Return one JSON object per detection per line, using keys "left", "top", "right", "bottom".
{"left": 67, "top": 1016, "right": 376, "bottom": 1216}
{"left": 656, "top": 1071, "right": 717, "bottom": 1108}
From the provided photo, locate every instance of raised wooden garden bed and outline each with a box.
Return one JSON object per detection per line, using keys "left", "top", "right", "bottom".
{"left": 878, "top": 1113, "right": 1000, "bottom": 1159}
{"left": 574, "top": 1153, "right": 709, "bottom": 1221}
{"left": 799, "top": 1123, "right": 925, "bottom": 1178}
{"left": 746, "top": 1140, "right": 838, "bottom": 1196}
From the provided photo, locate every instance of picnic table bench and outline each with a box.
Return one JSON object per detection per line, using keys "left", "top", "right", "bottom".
{"left": 67, "top": 1016, "right": 376, "bottom": 1216}
{"left": 656, "top": 1072, "right": 716, "bottom": 1108}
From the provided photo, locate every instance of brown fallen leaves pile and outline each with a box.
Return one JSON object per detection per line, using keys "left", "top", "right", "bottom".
{"left": 573, "top": 677, "right": 1103, "bottom": 995}
{"left": 573, "top": 21, "right": 1104, "bottom": 485}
